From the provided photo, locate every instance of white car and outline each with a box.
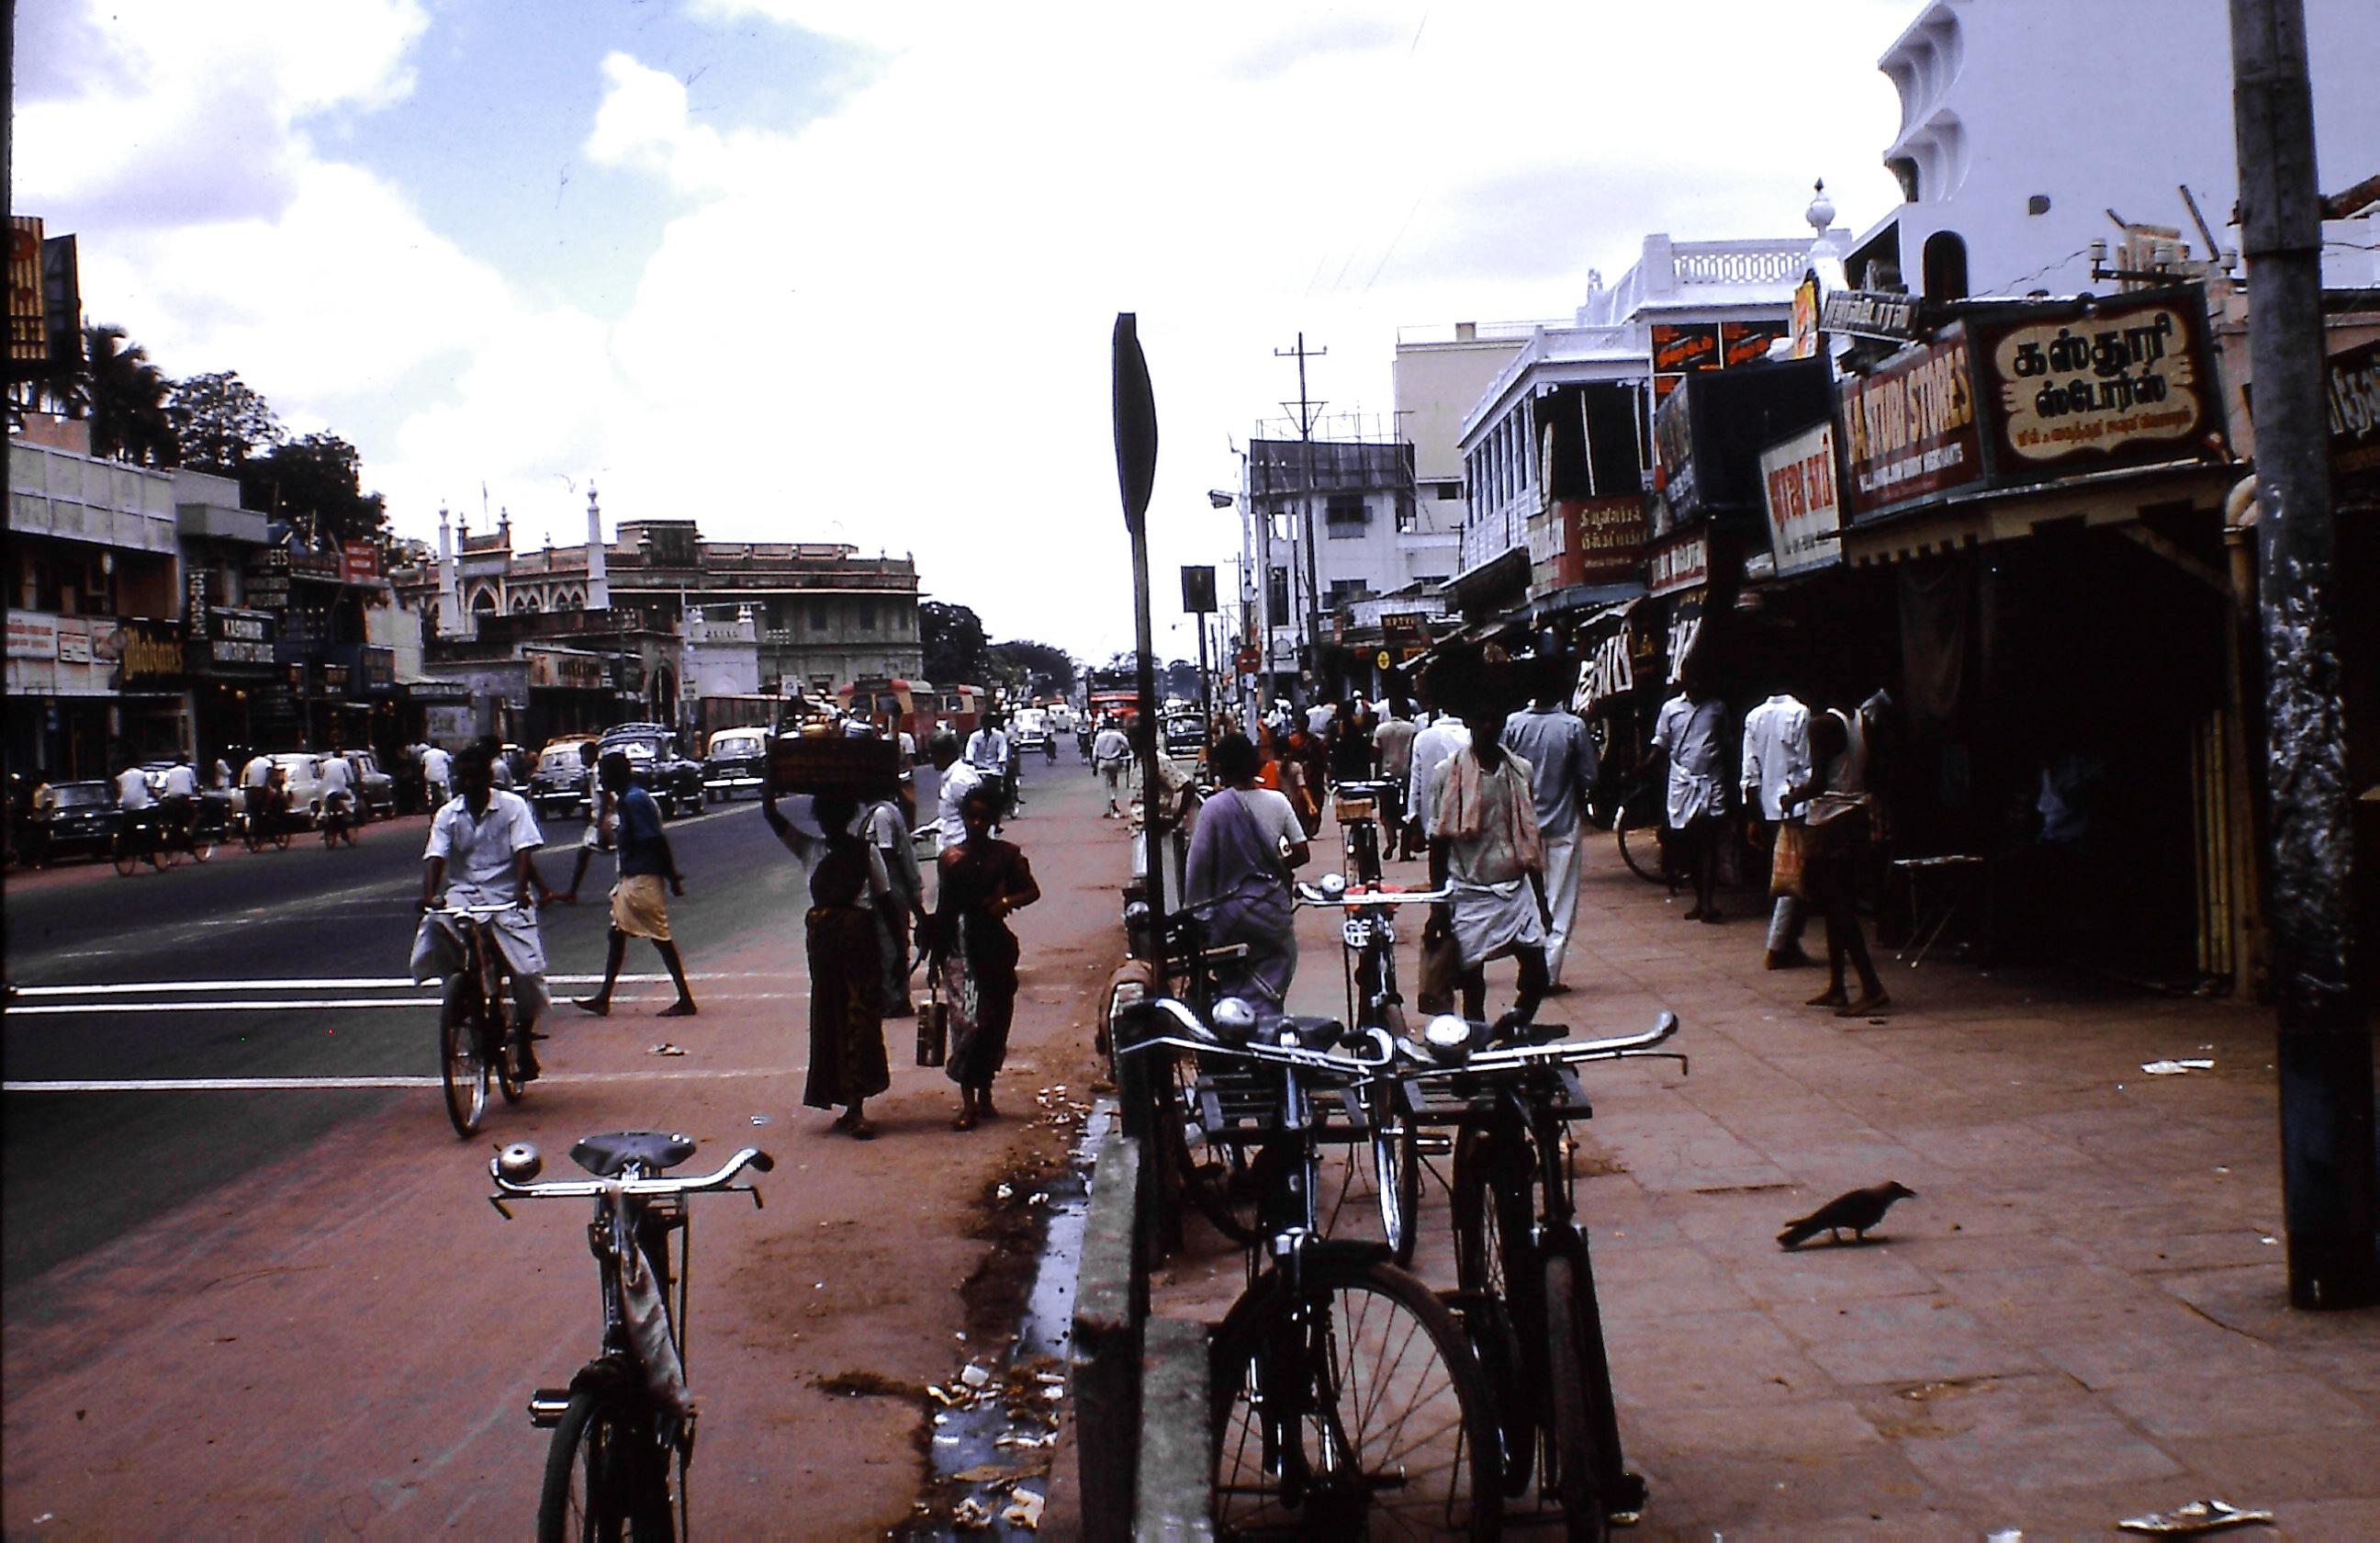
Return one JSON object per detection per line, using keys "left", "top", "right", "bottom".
{"left": 1010, "top": 706, "right": 1051, "bottom": 751}
{"left": 264, "top": 753, "right": 329, "bottom": 827}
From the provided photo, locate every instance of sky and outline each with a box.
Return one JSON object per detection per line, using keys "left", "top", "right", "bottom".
{"left": 14, "top": 0, "right": 1921, "bottom": 662}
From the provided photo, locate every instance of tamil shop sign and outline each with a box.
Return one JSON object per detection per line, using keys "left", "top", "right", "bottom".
{"left": 1566, "top": 496, "right": 1648, "bottom": 586}
{"left": 1970, "top": 293, "right": 2219, "bottom": 475}
{"left": 1838, "top": 327, "right": 1983, "bottom": 521}
{"left": 1819, "top": 288, "right": 1922, "bottom": 344}
{"left": 1650, "top": 320, "right": 1788, "bottom": 402}
{"left": 1758, "top": 422, "right": 1843, "bottom": 577}
{"left": 2326, "top": 338, "right": 2380, "bottom": 499}
{"left": 1645, "top": 529, "right": 1709, "bottom": 598}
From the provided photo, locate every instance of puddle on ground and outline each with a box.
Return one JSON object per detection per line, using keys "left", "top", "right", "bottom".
{"left": 911, "top": 1102, "right": 1107, "bottom": 1537}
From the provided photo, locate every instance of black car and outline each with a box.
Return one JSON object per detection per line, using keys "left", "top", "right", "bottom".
{"left": 597, "top": 724, "right": 706, "bottom": 817}
{"left": 528, "top": 738, "right": 600, "bottom": 819}
{"left": 21, "top": 780, "right": 123, "bottom": 864}
{"left": 1162, "top": 712, "right": 1207, "bottom": 759}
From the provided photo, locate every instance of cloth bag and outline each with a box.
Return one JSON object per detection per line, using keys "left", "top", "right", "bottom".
{"left": 1769, "top": 820, "right": 1809, "bottom": 898}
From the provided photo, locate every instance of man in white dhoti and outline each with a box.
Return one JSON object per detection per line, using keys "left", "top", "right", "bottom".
{"left": 1429, "top": 666, "right": 1551, "bottom": 1030}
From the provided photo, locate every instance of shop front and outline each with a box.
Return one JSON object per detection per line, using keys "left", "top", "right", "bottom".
{"left": 187, "top": 605, "right": 278, "bottom": 766}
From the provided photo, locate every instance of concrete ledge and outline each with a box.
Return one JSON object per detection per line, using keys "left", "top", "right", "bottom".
{"left": 1134, "top": 1316, "right": 1213, "bottom": 1541}
{"left": 1072, "top": 1131, "right": 1146, "bottom": 1540}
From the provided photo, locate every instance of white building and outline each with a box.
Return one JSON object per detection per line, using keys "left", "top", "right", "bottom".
{"left": 1848, "top": 0, "right": 2380, "bottom": 303}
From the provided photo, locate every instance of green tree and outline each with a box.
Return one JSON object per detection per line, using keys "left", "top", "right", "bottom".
{"left": 240, "top": 432, "right": 388, "bottom": 549}
{"left": 920, "top": 601, "right": 991, "bottom": 685}
{"left": 83, "top": 325, "right": 178, "bottom": 467}
{"left": 169, "top": 370, "right": 285, "bottom": 474}
{"left": 988, "top": 638, "right": 1076, "bottom": 696}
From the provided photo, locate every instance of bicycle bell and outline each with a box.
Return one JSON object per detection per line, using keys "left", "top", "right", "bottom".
{"left": 1422, "top": 1014, "right": 1475, "bottom": 1064}
{"left": 496, "top": 1142, "right": 544, "bottom": 1184}
{"left": 1318, "top": 871, "right": 1347, "bottom": 900}
{"left": 1211, "top": 997, "right": 1258, "bottom": 1042}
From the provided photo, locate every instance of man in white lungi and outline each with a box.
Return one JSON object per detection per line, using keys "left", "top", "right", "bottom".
{"left": 1500, "top": 660, "right": 1598, "bottom": 989}
{"left": 1430, "top": 670, "right": 1550, "bottom": 1030}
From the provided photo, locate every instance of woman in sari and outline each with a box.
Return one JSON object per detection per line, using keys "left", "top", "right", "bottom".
{"left": 930, "top": 784, "right": 1041, "bottom": 1130}
{"left": 1183, "top": 732, "right": 1310, "bottom": 1008}
{"left": 762, "top": 787, "right": 892, "bottom": 1138}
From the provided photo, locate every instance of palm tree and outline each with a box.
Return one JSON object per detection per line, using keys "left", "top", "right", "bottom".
{"left": 84, "top": 324, "right": 179, "bottom": 467}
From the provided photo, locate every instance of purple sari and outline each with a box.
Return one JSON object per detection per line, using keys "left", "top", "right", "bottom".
{"left": 1183, "top": 788, "right": 1297, "bottom": 1006}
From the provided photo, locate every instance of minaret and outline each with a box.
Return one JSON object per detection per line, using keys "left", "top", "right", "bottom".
{"left": 585, "top": 485, "right": 610, "bottom": 612}
{"left": 436, "top": 504, "right": 467, "bottom": 637}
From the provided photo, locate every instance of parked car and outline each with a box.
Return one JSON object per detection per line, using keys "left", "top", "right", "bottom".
{"left": 702, "top": 726, "right": 769, "bottom": 802}
{"left": 341, "top": 750, "right": 397, "bottom": 821}
{"left": 596, "top": 723, "right": 706, "bottom": 817}
{"left": 528, "top": 737, "right": 600, "bottom": 819}
{"left": 19, "top": 780, "right": 122, "bottom": 865}
{"left": 267, "top": 753, "right": 328, "bottom": 828}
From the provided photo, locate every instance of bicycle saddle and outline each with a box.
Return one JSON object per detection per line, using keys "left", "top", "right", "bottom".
{"left": 570, "top": 1131, "right": 699, "bottom": 1177}
{"left": 1278, "top": 1015, "right": 1346, "bottom": 1051}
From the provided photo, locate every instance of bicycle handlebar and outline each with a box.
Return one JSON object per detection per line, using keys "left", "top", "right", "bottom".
{"left": 1409, "top": 1010, "right": 1683, "bottom": 1076}
{"left": 488, "top": 1145, "right": 776, "bottom": 1211}
{"left": 1120, "top": 997, "right": 1683, "bottom": 1081}
{"left": 1293, "top": 882, "right": 1451, "bottom": 908}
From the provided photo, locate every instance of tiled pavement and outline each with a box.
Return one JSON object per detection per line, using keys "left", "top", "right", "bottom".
{"left": 1136, "top": 827, "right": 2380, "bottom": 1539}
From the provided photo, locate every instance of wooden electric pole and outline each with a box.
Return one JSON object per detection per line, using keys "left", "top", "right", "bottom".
{"left": 2230, "top": 0, "right": 2377, "bottom": 1310}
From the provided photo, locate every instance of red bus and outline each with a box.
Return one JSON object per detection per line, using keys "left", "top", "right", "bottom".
{"left": 836, "top": 679, "right": 985, "bottom": 742}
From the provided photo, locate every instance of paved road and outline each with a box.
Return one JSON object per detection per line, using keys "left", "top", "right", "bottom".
{"left": 2, "top": 747, "right": 1118, "bottom": 1537}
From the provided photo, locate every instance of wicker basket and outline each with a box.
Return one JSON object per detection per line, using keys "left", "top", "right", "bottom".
{"left": 766, "top": 736, "right": 902, "bottom": 800}
{"left": 1333, "top": 793, "right": 1377, "bottom": 824}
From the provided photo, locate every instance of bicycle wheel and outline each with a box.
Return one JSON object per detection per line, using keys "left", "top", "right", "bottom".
{"left": 188, "top": 830, "right": 216, "bottom": 863}
{"left": 1542, "top": 1254, "right": 1610, "bottom": 1542}
{"left": 440, "top": 987, "right": 489, "bottom": 1138}
{"left": 112, "top": 834, "right": 140, "bottom": 877}
{"left": 1450, "top": 1124, "right": 1541, "bottom": 1495}
{"left": 1615, "top": 816, "right": 1667, "bottom": 886}
{"left": 536, "top": 1380, "right": 674, "bottom": 1543}
{"left": 272, "top": 825, "right": 291, "bottom": 850}
{"left": 1210, "top": 1256, "right": 1502, "bottom": 1539}
{"left": 1154, "top": 1053, "right": 1263, "bottom": 1246}
{"left": 491, "top": 974, "right": 526, "bottom": 1106}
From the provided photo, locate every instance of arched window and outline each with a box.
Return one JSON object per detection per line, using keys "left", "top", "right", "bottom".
{"left": 470, "top": 587, "right": 498, "bottom": 614}
{"left": 1922, "top": 231, "right": 1969, "bottom": 302}
{"left": 511, "top": 592, "right": 539, "bottom": 613}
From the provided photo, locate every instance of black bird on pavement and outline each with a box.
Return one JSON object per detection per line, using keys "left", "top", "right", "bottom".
{"left": 1777, "top": 1182, "right": 1916, "bottom": 1249}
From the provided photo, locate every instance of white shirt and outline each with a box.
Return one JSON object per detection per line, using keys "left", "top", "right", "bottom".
{"left": 1306, "top": 703, "right": 1334, "bottom": 737}
{"left": 936, "top": 759, "right": 985, "bottom": 850}
{"left": 162, "top": 764, "right": 198, "bottom": 798}
{"left": 965, "top": 727, "right": 1010, "bottom": 770}
{"left": 424, "top": 789, "right": 544, "bottom": 901}
{"left": 896, "top": 730, "right": 917, "bottom": 784}
{"left": 1408, "top": 719, "right": 1471, "bottom": 838}
{"left": 117, "top": 767, "right": 155, "bottom": 810}
{"left": 318, "top": 755, "right": 354, "bottom": 796}
{"left": 1092, "top": 727, "right": 1130, "bottom": 766}
{"left": 1652, "top": 694, "right": 1729, "bottom": 827}
{"left": 1740, "top": 695, "right": 1812, "bottom": 822}
{"left": 848, "top": 802, "right": 907, "bottom": 902}
{"left": 241, "top": 754, "right": 275, "bottom": 789}
{"left": 421, "top": 746, "right": 453, "bottom": 784}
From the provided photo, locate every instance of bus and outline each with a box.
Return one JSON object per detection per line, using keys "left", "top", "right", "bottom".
{"left": 1084, "top": 666, "right": 1141, "bottom": 726}
{"left": 835, "top": 678, "right": 985, "bottom": 742}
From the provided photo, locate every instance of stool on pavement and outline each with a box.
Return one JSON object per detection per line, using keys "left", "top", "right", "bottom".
{"left": 1892, "top": 854, "right": 1987, "bottom": 968}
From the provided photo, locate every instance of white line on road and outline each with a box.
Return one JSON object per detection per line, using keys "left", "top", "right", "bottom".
{"left": 12, "top": 972, "right": 780, "bottom": 997}
{"left": 5, "top": 1068, "right": 793, "bottom": 1093}
{"left": 8, "top": 991, "right": 803, "bottom": 1015}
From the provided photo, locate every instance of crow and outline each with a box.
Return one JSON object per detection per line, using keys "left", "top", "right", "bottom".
{"left": 1777, "top": 1182, "right": 1916, "bottom": 1249}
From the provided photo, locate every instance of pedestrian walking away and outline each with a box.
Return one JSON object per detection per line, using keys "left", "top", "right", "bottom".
{"left": 1500, "top": 656, "right": 1599, "bottom": 988}
{"left": 1651, "top": 659, "right": 1730, "bottom": 922}
{"left": 762, "top": 786, "right": 892, "bottom": 1138}
{"left": 1741, "top": 689, "right": 1813, "bottom": 969}
{"left": 1372, "top": 696, "right": 1419, "bottom": 857}
{"left": 927, "top": 784, "right": 1040, "bottom": 1131}
{"left": 1794, "top": 711, "right": 1889, "bottom": 1019}
{"left": 1182, "top": 731, "right": 1309, "bottom": 1008}
{"left": 1093, "top": 719, "right": 1130, "bottom": 817}
{"left": 928, "top": 730, "right": 986, "bottom": 851}
{"left": 1429, "top": 652, "right": 1551, "bottom": 1028}
{"left": 573, "top": 751, "right": 699, "bottom": 1018}
{"left": 420, "top": 740, "right": 453, "bottom": 808}
{"left": 410, "top": 739, "right": 562, "bottom": 1080}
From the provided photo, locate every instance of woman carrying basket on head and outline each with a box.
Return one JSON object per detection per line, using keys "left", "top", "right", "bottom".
{"left": 927, "top": 784, "right": 1040, "bottom": 1131}
{"left": 763, "top": 783, "right": 892, "bottom": 1139}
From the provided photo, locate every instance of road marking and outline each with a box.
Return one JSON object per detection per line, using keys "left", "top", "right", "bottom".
{"left": 12, "top": 971, "right": 799, "bottom": 997}
{"left": 8, "top": 991, "right": 804, "bottom": 1015}
{"left": 5, "top": 1068, "right": 792, "bottom": 1093}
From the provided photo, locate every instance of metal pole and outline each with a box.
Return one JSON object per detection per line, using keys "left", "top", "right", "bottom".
{"left": 2230, "top": 0, "right": 2376, "bottom": 1310}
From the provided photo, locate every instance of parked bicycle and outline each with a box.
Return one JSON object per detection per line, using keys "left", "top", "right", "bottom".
{"left": 1416, "top": 1008, "right": 1682, "bottom": 1539}
{"left": 1595, "top": 769, "right": 1670, "bottom": 888}
{"left": 426, "top": 898, "right": 532, "bottom": 1137}
{"left": 489, "top": 1132, "right": 772, "bottom": 1543}
{"left": 1293, "top": 871, "right": 1451, "bottom": 1265}
{"left": 1330, "top": 777, "right": 1397, "bottom": 886}
{"left": 1120, "top": 997, "right": 1504, "bottom": 1539}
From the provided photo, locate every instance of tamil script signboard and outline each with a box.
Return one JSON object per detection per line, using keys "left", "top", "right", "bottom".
{"left": 2329, "top": 338, "right": 2380, "bottom": 500}
{"left": 1819, "top": 288, "right": 1921, "bottom": 343}
{"left": 1969, "top": 291, "right": 2221, "bottom": 479}
{"left": 1757, "top": 422, "right": 1844, "bottom": 577}
{"left": 1838, "top": 326, "right": 1984, "bottom": 522}
{"left": 1645, "top": 529, "right": 1709, "bottom": 598}
{"left": 1566, "top": 496, "right": 1648, "bottom": 586}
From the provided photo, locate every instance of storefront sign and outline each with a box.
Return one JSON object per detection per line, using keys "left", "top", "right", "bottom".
{"left": 1757, "top": 422, "right": 1844, "bottom": 577}
{"left": 186, "top": 571, "right": 209, "bottom": 636}
{"left": 1839, "top": 328, "right": 1984, "bottom": 520}
{"left": 6, "top": 613, "right": 57, "bottom": 659}
{"left": 1819, "top": 288, "right": 1921, "bottom": 343}
{"left": 208, "top": 608, "right": 276, "bottom": 669}
{"left": 1380, "top": 612, "right": 1429, "bottom": 643}
{"left": 341, "top": 540, "right": 379, "bottom": 584}
{"left": 1653, "top": 388, "right": 1699, "bottom": 518}
{"left": 116, "top": 618, "right": 187, "bottom": 688}
{"left": 1790, "top": 273, "right": 1821, "bottom": 359}
{"left": 360, "top": 647, "right": 396, "bottom": 694}
{"left": 527, "top": 648, "right": 608, "bottom": 692}
{"left": 1645, "top": 531, "right": 1709, "bottom": 598}
{"left": 1721, "top": 320, "right": 1786, "bottom": 366}
{"left": 287, "top": 546, "right": 340, "bottom": 580}
{"left": 56, "top": 618, "right": 93, "bottom": 665}
{"left": 1565, "top": 496, "right": 1649, "bottom": 586}
{"left": 1651, "top": 323, "right": 1721, "bottom": 377}
{"left": 2323, "top": 338, "right": 2379, "bottom": 498}
{"left": 1975, "top": 296, "right": 2215, "bottom": 472}
{"left": 1575, "top": 628, "right": 1633, "bottom": 713}
{"left": 1664, "top": 592, "right": 1704, "bottom": 688}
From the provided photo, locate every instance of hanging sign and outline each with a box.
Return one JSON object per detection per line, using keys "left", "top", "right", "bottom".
{"left": 1838, "top": 327, "right": 1984, "bottom": 520}
{"left": 1757, "top": 422, "right": 1844, "bottom": 577}
{"left": 1972, "top": 296, "right": 2216, "bottom": 472}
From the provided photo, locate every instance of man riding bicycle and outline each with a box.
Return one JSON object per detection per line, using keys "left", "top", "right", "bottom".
{"left": 318, "top": 749, "right": 356, "bottom": 834}
{"left": 411, "top": 740, "right": 564, "bottom": 1080}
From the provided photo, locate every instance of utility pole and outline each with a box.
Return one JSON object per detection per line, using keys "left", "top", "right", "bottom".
{"left": 2230, "top": 0, "right": 2376, "bottom": 1310}
{"left": 1276, "top": 332, "right": 1327, "bottom": 704}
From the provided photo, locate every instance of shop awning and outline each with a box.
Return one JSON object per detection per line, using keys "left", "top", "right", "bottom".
{"left": 1843, "top": 459, "right": 2233, "bottom": 569}
{"left": 1439, "top": 546, "right": 1531, "bottom": 615}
